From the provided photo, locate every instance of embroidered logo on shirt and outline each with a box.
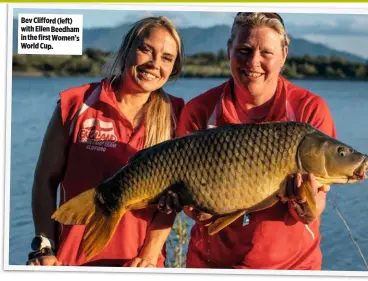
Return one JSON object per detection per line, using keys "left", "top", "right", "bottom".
{"left": 78, "top": 118, "right": 118, "bottom": 152}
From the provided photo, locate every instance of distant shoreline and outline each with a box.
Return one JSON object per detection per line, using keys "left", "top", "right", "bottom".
{"left": 12, "top": 71, "right": 45, "bottom": 77}
{"left": 12, "top": 72, "right": 368, "bottom": 82}
{"left": 12, "top": 49, "right": 368, "bottom": 81}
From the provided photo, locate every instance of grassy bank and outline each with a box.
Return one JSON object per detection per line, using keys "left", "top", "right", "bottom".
{"left": 12, "top": 48, "right": 368, "bottom": 80}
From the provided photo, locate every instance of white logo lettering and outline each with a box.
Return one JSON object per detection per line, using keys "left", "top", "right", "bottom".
{"left": 77, "top": 118, "right": 118, "bottom": 151}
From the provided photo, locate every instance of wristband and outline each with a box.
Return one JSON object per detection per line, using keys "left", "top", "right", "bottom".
{"left": 28, "top": 247, "right": 55, "bottom": 261}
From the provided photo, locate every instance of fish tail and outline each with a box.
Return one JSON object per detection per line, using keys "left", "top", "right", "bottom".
{"left": 52, "top": 188, "right": 128, "bottom": 260}
{"left": 81, "top": 199, "right": 155, "bottom": 260}
{"left": 51, "top": 188, "right": 96, "bottom": 225}
{"left": 82, "top": 206, "right": 125, "bottom": 260}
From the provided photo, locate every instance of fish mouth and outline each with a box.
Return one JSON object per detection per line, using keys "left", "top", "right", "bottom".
{"left": 349, "top": 156, "right": 368, "bottom": 181}
{"left": 314, "top": 156, "right": 368, "bottom": 185}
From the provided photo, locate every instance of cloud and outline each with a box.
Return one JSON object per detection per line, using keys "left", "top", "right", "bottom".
{"left": 303, "top": 34, "right": 368, "bottom": 59}
{"left": 285, "top": 14, "right": 368, "bottom": 37}
{"left": 123, "top": 11, "right": 193, "bottom": 27}
{"left": 198, "top": 11, "right": 235, "bottom": 21}
{"left": 115, "top": 10, "right": 235, "bottom": 28}
{"left": 350, "top": 17, "right": 368, "bottom": 33}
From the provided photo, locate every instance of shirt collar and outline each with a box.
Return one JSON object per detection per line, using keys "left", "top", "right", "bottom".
{"left": 218, "top": 75, "right": 289, "bottom": 125}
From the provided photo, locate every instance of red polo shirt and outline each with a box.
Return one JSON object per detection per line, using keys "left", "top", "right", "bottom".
{"left": 56, "top": 79, "right": 184, "bottom": 266}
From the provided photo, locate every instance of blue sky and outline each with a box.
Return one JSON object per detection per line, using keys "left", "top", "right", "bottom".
{"left": 13, "top": 8, "right": 368, "bottom": 59}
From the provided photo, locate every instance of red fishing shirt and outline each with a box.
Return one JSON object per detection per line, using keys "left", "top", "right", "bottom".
{"left": 56, "top": 79, "right": 184, "bottom": 266}
{"left": 177, "top": 76, "right": 336, "bottom": 270}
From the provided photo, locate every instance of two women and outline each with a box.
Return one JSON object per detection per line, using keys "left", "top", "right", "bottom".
{"left": 28, "top": 12, "right": 335, "bottom": 270}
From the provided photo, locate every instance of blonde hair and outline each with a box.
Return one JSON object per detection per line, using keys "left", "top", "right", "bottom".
{"left": 227, "top": 12, "right": 290, "bottom": 51}
{"left": 102, "top": 16, "right": 184, "bottom": 148}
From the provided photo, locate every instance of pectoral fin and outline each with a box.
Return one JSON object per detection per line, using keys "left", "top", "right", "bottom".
{"left": 299, "top": 181, "right": 318, "bottom": 221}
{"left": 127, "top": 200, "right": 156, "bottom": 210}
{"left": 208, "top": 210, "right": 246, "bottom": 235}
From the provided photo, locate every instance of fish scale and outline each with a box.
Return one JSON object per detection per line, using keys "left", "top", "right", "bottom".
{"left": 94, "top": 122, "right": 310, "bottom": 215}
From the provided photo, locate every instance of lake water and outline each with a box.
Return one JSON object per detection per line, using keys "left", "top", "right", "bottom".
{"left": 8, "top": 76, "right": 368, "bottom": 271}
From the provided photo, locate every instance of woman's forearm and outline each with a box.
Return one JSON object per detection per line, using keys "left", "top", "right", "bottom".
{"left": 31, "top": 104, "right": 66, "bottom": 247}
{"left": 138, "top": 211, "right": 176, "bottom": 264}
{"left": 32, "top": 178, "right": 59, "bottom": 243}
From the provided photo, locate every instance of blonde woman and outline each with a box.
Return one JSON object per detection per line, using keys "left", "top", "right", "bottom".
{"left": 175, "top": 12, "right": 335, "bottom": 269}
{"left": 26, "top": 16, "right": 184, "bottom": 267}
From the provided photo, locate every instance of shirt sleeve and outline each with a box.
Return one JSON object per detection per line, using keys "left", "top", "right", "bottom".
{"left": 176, "top": 102, "right": 203, "bottom": 137}
{"left": 300, "top": 95, "right": 337, "bottom": 138}
{"left": 172, "top": 97, "right": 185, "bottom": 122}
{"left": 171, "top": 97, "right": 185, "bottom": 138}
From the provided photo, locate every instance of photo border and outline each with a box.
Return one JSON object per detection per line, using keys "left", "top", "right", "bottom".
{"left": 4, "top": 2, "right": 368, "bottom": 279}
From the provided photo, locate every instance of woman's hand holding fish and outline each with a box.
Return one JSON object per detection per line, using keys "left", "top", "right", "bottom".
{"left": 285, "top": 173, "right": 330, "bottom": 224}
{"left": 157, "top": 191, "right": 215, "bottom": 224}
{"left": 124, "top": 257, "right": 155, "bottom": 268}
{"left": 182, "top": 206, "right": 215, "bottom": 226}
{"left": 157, "top": 190, "right": 183, "bottom": 214}
{"left": 26, "top": 255, "right": 62, "bottom": 266}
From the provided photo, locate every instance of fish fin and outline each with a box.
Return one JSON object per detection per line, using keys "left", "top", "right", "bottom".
{"left": 245, "top": 193, "right": 279, "bottom": 213}
{"left": 82, "top": 207, "right": 125, "bottom": 261}
{"left": 300, "top": 181, "right": 318, "bottom": 219}
{"left": 51, "top": 188, "right": 96, "bottom": 225}
{"left": 128, "top": 200, "right": 156, "bottom": 210}
{"left": 208, "top": 210, "right": 246, "bottom": 235}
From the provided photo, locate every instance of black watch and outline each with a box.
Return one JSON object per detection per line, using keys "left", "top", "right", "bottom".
{"left": 31, "top": 234, "right": 55, "bottom": 251}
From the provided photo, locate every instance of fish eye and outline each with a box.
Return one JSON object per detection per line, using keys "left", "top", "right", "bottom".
{"left": 337, "top": 147, "right": 347, "bottom": 157}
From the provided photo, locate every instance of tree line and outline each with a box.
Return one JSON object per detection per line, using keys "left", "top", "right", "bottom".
{"left": 12, "top": 48, "right": 368, "bottom": 80}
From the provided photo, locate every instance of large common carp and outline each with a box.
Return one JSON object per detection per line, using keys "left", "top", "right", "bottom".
{"left": 52, "top": 121, "right": 368, "bottom": 260}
